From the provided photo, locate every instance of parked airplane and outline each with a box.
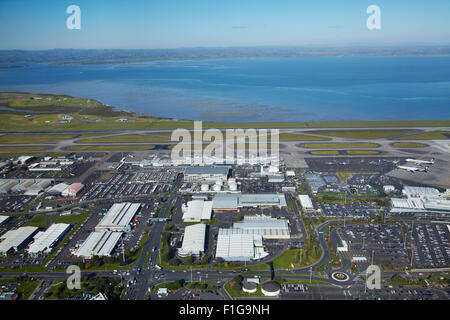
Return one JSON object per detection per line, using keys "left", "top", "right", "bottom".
{"left": 405, "top": 158, "right": 435, "bottom": 165}
{"left": 397, "top": 165, "right": 429, "bottom": 173}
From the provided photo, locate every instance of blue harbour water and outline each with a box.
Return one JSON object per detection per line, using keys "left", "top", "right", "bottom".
{"left": 0, "top": 56, "right": 449, "bottom": 122}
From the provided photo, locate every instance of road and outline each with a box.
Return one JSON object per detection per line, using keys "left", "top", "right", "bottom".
{"left": 122, "top": 173, "right": 183, "bottom": 300}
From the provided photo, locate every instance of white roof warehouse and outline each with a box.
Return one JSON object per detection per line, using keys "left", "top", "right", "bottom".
{"left": 215, "top": 228, "right": 269, "bottom": 262}
{"left": 27, "top": 223, "right": 71, "bottom": 256}
{"left": 96, "top": 203, "right": 141, "bottom": 232}
{"left": 0, "top": 226, "right": 39, "bottom": 256}
{"left": 212, "top": 193, "right": 287, "bottom": 211}
{"left": 74, "top": 231, "right": 123, "bottom": 259}
{"left": 233, "top": 215, "right": 290, "bottom": 239}
{"left": 178, "top": 223, "right": 206, "bottom": 257}
{"left": 182, "top": 200, "right": 212, "bottom": 222}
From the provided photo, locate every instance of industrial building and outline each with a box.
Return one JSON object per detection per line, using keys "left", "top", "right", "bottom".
{"left": 178, "top": 223, "right": 206, "bottom": 257}
{"left": 0, "top": 215, "right": 10, "bottom": 227}
{"left": 46, "top": 183, "right": 69, "bottom": 196}
{"left": 24, "top": 179, "right": 53, "bottom": 196}
{"left": 0, "top": 226, "right": 39, "bottom": 256}
{"left": 14, "top": 156, "right": 34, "bottom": 165}
{"left": 28, "top": 158, "right": 74, "bottom": 172}
{"left": 27, "top": 223, "right": 71, "bottom": 256}
{"left": 212, "top": 193, "right": 239, "bottom": 211}
{"left": 215, "top": 228, "right": 269, "bottom": 261}
{"left": 181, "top": 200, "right": 212, "bottom": 222}
{"left": 61, "top": 183, "right": 84, "bottom": 197}
{"left": 239, "top": 193, "right": 287, "bottom": 208}
{"left": 261, "top": 281, "right": 281, "bottom": 297}
{"left": 183, "top": 166, "right": 230, "bottom": 182}
{"left": 0, "top": 180, "right": 19, "bottom": 194}
{"left": 74, "top": 231, "right": 122, "bottom": 259}
{"left": 233, "top": 215, "right": 290, "bottom": 239}
{"left": 304, "top": 172, "right": 326, "bottom": 194}
{"left": 96, "top": 203, "right": 141, "bottom": 232}
{"left": 268, "top": 174, "right": 284, "bottom": 183}
{"left": 11, "top": 180, "right": 34, "bottom": 192}
{"left": 298, "top": 194, "right": 315, "bottom": 212}
{"left": 212, "top": 193, "right": 287, "bottom": 211}
{"left": 242, "top": 279, "right": 258, "bottom": 293}
{"left": 390, "top": 186, "right": 450, "bottom": 214}
{"left": 2, "top": 179, "right": 54, "bottom": 195}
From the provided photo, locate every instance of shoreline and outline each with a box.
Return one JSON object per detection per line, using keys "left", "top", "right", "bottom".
{"left": 0, "top": 91, "right": 449, "bottom": 130}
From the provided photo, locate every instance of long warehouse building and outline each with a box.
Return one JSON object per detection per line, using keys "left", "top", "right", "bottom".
{"left": 96, "top": 203, "right": 141, "bottom": 232}
{"left": 27, "top": 223, "right": 71, "bottom": 256}
{"left": 215, "top": 228, "right": 269, "bottom": 262}
{"left": 212, "top": 193, "right": 287, "bottom": 211}
{"left": 74, "top": 231, "right": 122, "bottom": 259}
{"left": 233, "top": 215, "right": 290, "bottom": 239}
{"left": 0, "top": 226, "right": 39, "bottom": 256}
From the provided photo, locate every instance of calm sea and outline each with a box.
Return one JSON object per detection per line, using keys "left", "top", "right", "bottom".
{"left": 0, "top": 56, "right": 449, "bottom": 122}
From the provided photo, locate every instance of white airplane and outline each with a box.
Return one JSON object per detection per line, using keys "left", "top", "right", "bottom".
{"left": 397, "top": 165, "right": 429, "bottom": 173}
{"left": 405, "top": 158, "right": 435, "bottom": 165}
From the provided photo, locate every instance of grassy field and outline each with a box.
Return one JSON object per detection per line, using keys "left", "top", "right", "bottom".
{"left": 0, "top": 96, "right": 449, "bottom": 134}
{"left": 310, "top": 150, "right": 340, "bottom": 155}
{"left": 67, "top": 145, "right": 155, "bottom": 151}
{"left": 202, "top": 120, "right": 450, "bottom": 129}
{"left": 275, "top": 278, "right": 330, "bottom": 285}
{"left": 392, "top": 142, "right": 427, "bottom": 148}
{"left": 307, "top": 130, "right": 412, "bottom": 139}
{"left": 301, "top": 143, "right": 379, "bottom": 149}
{"left": 395, "top": 131, "right": 450, "bottom": 140}
{"left": 50, "top": 211, "right": 92, "bottom": 225}
{"left": 0, "top": 152, "right": 67, "bottom": 159}
{"left": 26, "top": 214, "right": 47, "bottom": 229}
{"left": 0, "top": 146, "right": 48, "bottom": 152}
{"left": 76, "top": 134, "right": 172, "bottom": 144}
{"left": 346, "top": 150, "right": 380, "bottom": 155}
{"left": 0, "top": 92, "right": 104, "bottom": 109}
{"left": 278, "top": 133, "right": 331, "bottom": 141}
{"left": 0, "top": 134, "right": 77, "bottom": 144}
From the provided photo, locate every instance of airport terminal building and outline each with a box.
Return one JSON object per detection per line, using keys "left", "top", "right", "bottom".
{"left": 184, "top": 166, "right": 230, "bottom": 183}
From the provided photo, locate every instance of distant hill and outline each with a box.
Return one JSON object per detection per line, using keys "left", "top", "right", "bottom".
{"left": 1, "top": 45, "right": 450, "bottom": 65}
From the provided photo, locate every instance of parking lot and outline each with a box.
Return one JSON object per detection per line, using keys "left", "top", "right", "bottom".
{"left": 336, "top": 224, "right": 410, "bottom": 269}
{"left": 149, "top": 286, "right": 223, "bottom": 300}
{"left": 318, "top": 202, "right": 380, "bottom": 218}
{"left": 411, "top": 223, "right": 450, "bottom": 268}
{"left": 0, "top": 195, "right": 34, "bottom": 213}
{"left": 281, "top": 284, "right": 449, "bottom": 300}
{"left": 80, "top": 173, "right": 173, "bottom": 201}
{"left": 305, "top": 157, "right": 405, "bottom": 174}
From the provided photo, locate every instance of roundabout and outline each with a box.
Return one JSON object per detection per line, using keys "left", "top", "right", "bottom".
{"left": 331, "top": 272, "right": 349, "bottom": 282}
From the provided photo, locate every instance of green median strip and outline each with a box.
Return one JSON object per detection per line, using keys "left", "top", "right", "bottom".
{"left": 346, "top": 150, "right": 380, "bottom": 155}
{"left": 67, "top": 145, "right": 155, "bottom": 151}
{"left": 76, "top": 134, "right": 172, "bottom": 144}
{"left": 301, "top": 143, "right": 379, "bottom": 149}
{"left": 395, "top": 131, "right": 450, "bottom": 140}
{"left": 392, "top": 142, "right": 427, "bottom": 148}
{"left": 0, "top": 146, "right": 48, "bottom": 152}
{"left": 310, "top": 150, "right": 340, "bottom": 155}
{"left": 307, "top": 130, "right": 412, "bottom": 139}
{"left": 0, "top": 134, "right": 77, "bottom": 144}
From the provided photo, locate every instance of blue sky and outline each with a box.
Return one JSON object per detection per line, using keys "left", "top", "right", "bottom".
{"left": 0, "top": 0, "right": 449, "bottom": 49}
